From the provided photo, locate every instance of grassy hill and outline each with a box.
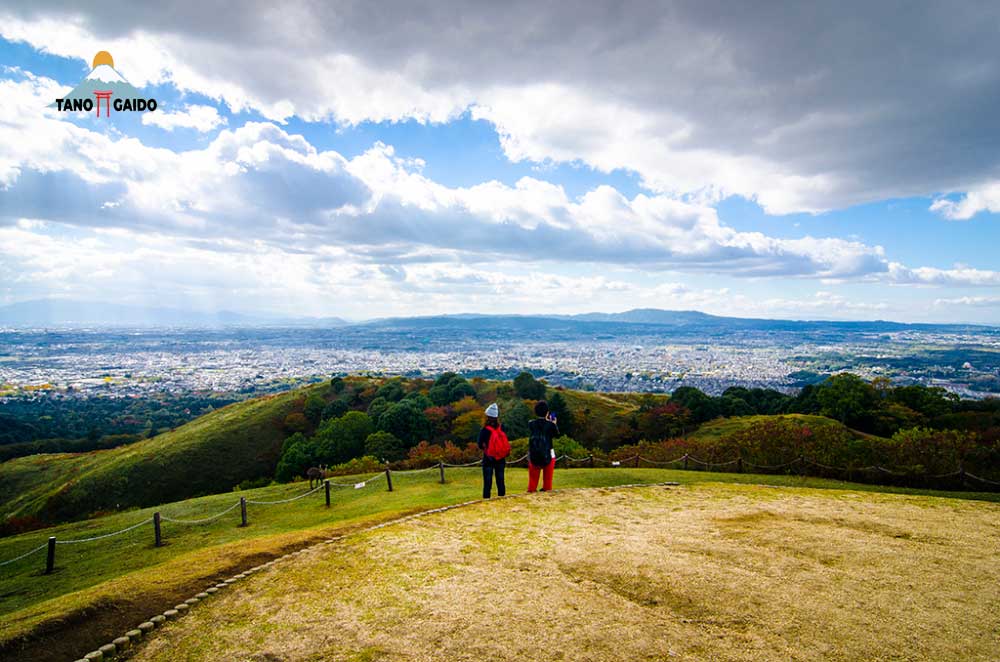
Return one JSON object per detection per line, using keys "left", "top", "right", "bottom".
{"left": 687, "top": 413, "right": 865, "bottom": 444}
{"left": 0, "top": 379, "right": 655, "bottom": 528}
{"left": 0, "top": 385, "right": 314, "bottom": 527}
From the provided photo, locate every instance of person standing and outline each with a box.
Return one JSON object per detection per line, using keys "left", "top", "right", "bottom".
{"left": 527, "top": 400, "right": 558, "bottom": 492}
{"left": 478, "top": 402, "right": 510, "bottom": 498}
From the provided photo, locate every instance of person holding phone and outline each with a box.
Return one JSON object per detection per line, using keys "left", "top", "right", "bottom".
{"left": 527, "top": 400, "right": 559, "bottom": 492}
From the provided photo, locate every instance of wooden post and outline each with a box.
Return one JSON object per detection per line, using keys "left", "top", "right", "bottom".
{"left": 439, "top": 462, "right": 446, "bottom": 484}
{"left": 325, "top": 480, "right": 331, "bottom": 507}
{"left": 589, "top": 455, "right": 594, "bottom": 468}
{"left": 737, "top": 457, "right": 743, "bottom": 474}
{"left": 45, "top": 536, "right": 55, "bottom": 574}
{"left": 153, "top": 512, "right": 162, "bottom": 547}
{"left": 683, "top": 454, "right": 689, "bottom": 471}
{"left": 239, "top": 497, "right": 248, "bottom": 527}
{"left": 958, "top": 463, "right": 966, "bottom": 488}
{"left": 385, "top": 467, "right": 393, "bottom": 492}
{"left": 634, "top": 455, "right": 640, "bottom": 468}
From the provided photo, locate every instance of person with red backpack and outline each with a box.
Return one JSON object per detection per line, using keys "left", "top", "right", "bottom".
{"left": 478, "top": 402, "right": 510, "bottom": 499}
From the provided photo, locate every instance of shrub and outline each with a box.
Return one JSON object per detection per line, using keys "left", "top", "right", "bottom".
{"left": 365, "top": 431, "right": 406, "bottom": 463}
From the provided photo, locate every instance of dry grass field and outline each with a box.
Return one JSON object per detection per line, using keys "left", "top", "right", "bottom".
{"left": 133, "top": 483, "right": 1000, "bottom": 662}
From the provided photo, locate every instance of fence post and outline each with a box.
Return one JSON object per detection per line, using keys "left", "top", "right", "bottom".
{"left": 385, "top": 467, "right": 393, "bottom": 492}
{"left": 325, "top": 480, "right": 331, "bottom": 507}
{"left": 439, "top": 462, "right": 446, "bottom": 484}
{"left": 737, "top": 457, "right": 743, "bottom": 474}
{"left": 589, "top": 454, "right": 594, "bottom": 468}
{"left": 958, "top": 463, "right": 966, "bottom": 488}
{"left": 798, "top": 456, "right": 806, "bottom": 477}
{"left": 45, "top": 536, "right": 56, "bottom": 574}
{"left": 683, "top": 454, "right": 689, "bottom": 471}
{"left": 634, "top": 455, "right": 640, "bottom": 468}
{"left": 153, "top": 512, "right": 162, "bottom": 547}
{"left": 240, "top": 497, "right": 248, "bottom": 527}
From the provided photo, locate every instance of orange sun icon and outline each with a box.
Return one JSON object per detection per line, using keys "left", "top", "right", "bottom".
{"left": 92, "top": 51, "right": 114, "bottom": 69}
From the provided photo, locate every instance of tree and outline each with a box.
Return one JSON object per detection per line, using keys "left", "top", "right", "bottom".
{"left": 366, "top": 397, "right": 391, "bottom": 423}
{"left": 275, "top": 432, "right": 315, "bottom": 482}
{"left": 330, "top": 376, "right": 345, "bottom": 393}
{"left": 314, "top": 411, "right": 375, "bottom": 464}
{"left": 669, "top": 387, "right": 719, "bottom": 424}
{"left": 364, "top": 431, "right": 406, "bottom": 462}
{"left": 377, "top": 400, "right": 431, "bottom": 447}
{"left": 429, "top": 373, "right": 476, "bottom": 406}
{"left": 303, "top": 394, "right": 326, "bottom": 425}
{"left": 498, "top": 398, "right": 531, "bottom": 439}
{"left": 513, "top": 371, "right": 547, "bottom": 399}
{"left": 452, "top": 410, "right": 484, "bottom": 442}
{"left": 321, "top": 399, "right": 349, "bottom": 421}
{"left": 376, "top": 379, "right": 406, "bottom": 402}
{"left": 816, "top": 373, "right": 877, "bottom": 426}
{"left": 548, "top": 391, "right": 573, "bottom": 436}
{"left": 638, "top": 402, "right": 691, "bottom": 440}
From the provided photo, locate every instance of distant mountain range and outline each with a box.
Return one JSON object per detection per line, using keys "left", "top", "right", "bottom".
{"left": 0, "top": 300, "right": 348, "bottom": 328}
{"left": 0, "top": 299, "right": 995, "bottom": 332}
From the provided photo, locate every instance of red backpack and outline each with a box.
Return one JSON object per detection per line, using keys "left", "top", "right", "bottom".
{"left": 485, "top": 425, "right": 510, "bottom": 460}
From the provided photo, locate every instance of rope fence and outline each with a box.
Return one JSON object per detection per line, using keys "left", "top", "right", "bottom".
{"left": 2, "top": 452, "right": 996, "bottom": 576}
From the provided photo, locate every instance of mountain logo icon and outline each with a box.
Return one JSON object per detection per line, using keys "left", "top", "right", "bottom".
{"left": 54, "top": 51, "right": 158, "bottom": 116}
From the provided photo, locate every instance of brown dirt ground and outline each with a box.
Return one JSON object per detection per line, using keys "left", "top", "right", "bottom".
{"left": 128, "top": 484, "right": 1000, "bottom": 662}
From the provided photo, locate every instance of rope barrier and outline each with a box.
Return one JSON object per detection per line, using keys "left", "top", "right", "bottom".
{"left": 247, "top": 483, "right": 326, "bottom": 505}
{"left": 161, "top": 501, "right": 242, "bottom": 525}
{"left": 634, "top": 455, "right": 685, "bottom": 466}
{"left": 327, "top": 472, "right": 385, "bottom": 488}
{"left": 0, "top": 543, "right": 48, "bottom": 568}
{"left": 441, "top": 459, "right": 482, "bottom": 467}
{"left": 56, "top": 518, "right": 153, "bottom": 545}
{"left": 965, "top": 472, "right": 1000, "bottom": 486}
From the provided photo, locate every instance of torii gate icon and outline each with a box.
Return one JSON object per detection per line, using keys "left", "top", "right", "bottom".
{"left": 93, "top": 90, "right": 113, "bottom": 117}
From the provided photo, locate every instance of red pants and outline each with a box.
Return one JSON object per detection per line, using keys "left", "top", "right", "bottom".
{"left": 527, "top": 458, "right": 555, "bottom": 492}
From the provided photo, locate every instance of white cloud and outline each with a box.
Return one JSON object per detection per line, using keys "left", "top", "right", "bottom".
{"left": 4, "top": 2, "right": 1000, "bottom": 213}
{"left": 930, "top": 183, "right": 1000, "bottom": 220}
{"left": 0, "top": 69, "right": 997, "bottom": 320}
{"left": 141, "top": 104, "right": 226, "bottom": 132}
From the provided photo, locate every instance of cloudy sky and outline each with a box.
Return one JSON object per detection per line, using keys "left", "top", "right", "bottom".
{"left": 1, "top": 1, "right": 998, "bottom": 322}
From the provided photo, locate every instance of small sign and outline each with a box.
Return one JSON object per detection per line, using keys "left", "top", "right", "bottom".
{"left": 611, "top": 461, "right": 621, "bottom": 466}
{"left": 354, "top": 482, "right": 366, "bottom": 489}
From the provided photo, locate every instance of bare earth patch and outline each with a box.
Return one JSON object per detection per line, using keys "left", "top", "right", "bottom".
{"left": 132, "top": 484, "right": 1000, "bottom": 661}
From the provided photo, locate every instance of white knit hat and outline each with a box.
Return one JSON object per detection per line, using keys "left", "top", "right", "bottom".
{"left": 485, "top": 402, "right": 499, "bottom": 417}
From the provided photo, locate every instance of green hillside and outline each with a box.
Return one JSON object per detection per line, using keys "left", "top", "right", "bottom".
{"left": 687, "top": 413, "right": 864, "bottom": 444}
{"left": 0, "top": 385, "right": 313, "bottom": 526}
{"left": 0, "top": 378, "right": 651, "bottom": 528}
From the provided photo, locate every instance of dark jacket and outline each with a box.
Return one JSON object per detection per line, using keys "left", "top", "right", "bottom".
{"left": 527, "top": 418, "right": 559, "bottom": 464}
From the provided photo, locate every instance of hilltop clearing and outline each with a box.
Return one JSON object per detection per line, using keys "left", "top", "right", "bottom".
{"left": 132, "top": 482, "right": 1000, "bottom": 662}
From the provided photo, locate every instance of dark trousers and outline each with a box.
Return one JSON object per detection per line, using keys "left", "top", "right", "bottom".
{"left": 482, "top": 457, "right": 506, "bottom": 498}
